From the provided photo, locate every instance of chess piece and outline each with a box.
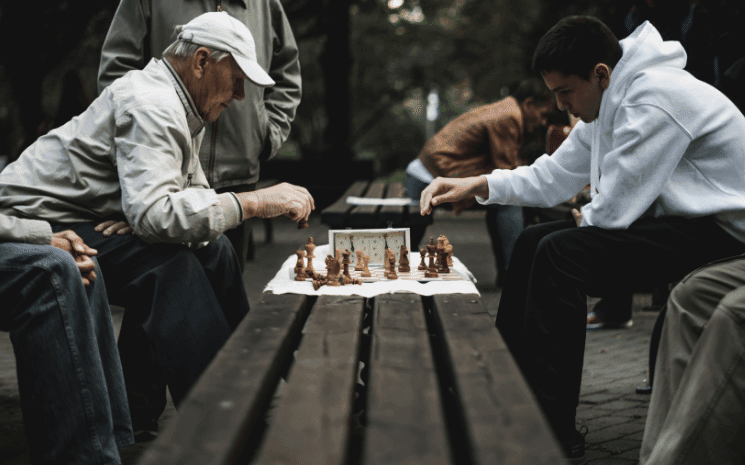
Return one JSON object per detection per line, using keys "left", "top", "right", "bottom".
{"left": 441, "top": 236, "right": 454, "bottom": 266}
{"left": 355, "top": 250, "right": 364, "bottom": 271}
{"left": 425, "top": 237, "right": 439, "bottom": 278}
{"left": 336, "top": 248, "right": 343, "bottom": 263}
{"left": 398, "top": 245, "right": 410, "bottom": 272}
{"left": 294, "top": 250, "right": 306, "bottom": 281}
{"left": 305, "top": 237, "right": 316, "bottom": 274}
{"left": 437, "top": 236, "right": 450, "bottom": 273}
{"left": 342, "top": 249, "right": 352, "bottom": 279}
{"left": 387, "top": 255, "right": 398, "bottom": 280}
{"left": 298, "top": 219, "right": 309, "bottom": 229}
{"left": 418, "top": 248, "right": 427, "bottom": 271}
{"left": 325, "top": 255, "right": 341, "bottom": 286}
{"left": 361, "top": 254, "right": 372, "bottom": 277}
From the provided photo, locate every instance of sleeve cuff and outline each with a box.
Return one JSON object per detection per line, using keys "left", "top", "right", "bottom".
{"left": 218, "top": 193, "right": 243, "bottom": 231}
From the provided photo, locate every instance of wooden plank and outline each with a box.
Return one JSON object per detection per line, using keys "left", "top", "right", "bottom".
{"left": 430, "top": 294, "right": 567, "bottom": 465}
{"left": 378, "top": 181, "right": 406, "bottom": 228}
{"left": 138, "top": 293, "right": 311, "bottom": 465}
{"left": 348, "top": 179, "right": 387, "bottom": 229}
{"left": 254, "top": 295, "right": 366, "bottom": 465}
{"left": 320, "top": 180, "right": 370, "bottom": 229}
{"left": 364, "top": 293, "right": 451, "bottom": 465}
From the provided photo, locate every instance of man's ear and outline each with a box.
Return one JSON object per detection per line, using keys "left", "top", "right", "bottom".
{"left": 192, "top": 47, "right": 212, "bottom": 79}
{"left": 594, "top": 64, "right": 612, "bottom": 90}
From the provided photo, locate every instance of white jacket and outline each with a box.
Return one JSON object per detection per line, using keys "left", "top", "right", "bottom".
{"left": 0, "top": 59, "right": 242, "bottom": 246}
{"left": 478, "top": 22, "right": 745, "bottom": 242}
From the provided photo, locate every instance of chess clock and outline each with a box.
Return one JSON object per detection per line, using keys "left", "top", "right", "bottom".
{"left": 328, "top": 228, "right": 411, "bottom": 266}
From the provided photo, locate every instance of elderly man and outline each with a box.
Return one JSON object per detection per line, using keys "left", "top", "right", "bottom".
{"left": 0, "top": 12, "right": 313, "bottom": 437}
{"left": 1, "top": 214, "right": 133, "bottom": 464}
{"left": 98, "top": 0, "right": 301, "bottom": 269}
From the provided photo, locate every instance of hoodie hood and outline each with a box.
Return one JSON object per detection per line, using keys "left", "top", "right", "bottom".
{"left": 599, "top": 21, "right": 688, "bottom": 124}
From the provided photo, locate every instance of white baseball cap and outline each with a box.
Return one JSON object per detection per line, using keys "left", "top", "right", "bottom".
{"left": 177, "top": 11, "right": 275, "bottom": 87}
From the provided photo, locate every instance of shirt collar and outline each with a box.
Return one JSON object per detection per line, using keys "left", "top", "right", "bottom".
{"left": 161, "top": 58, "right": 205, "bottom": 137}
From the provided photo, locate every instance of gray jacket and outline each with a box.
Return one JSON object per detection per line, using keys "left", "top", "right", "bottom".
{"left": 0, "top": 59, "right": 242, "bottom": 246}
{"left": 0, "top": 214, "right": 51, "bottom": 245}
{"left": 98, "top": 0, "right": 302, "bottom": 189}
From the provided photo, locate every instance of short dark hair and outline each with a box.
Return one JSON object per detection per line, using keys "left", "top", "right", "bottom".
{"left": 532, "top": 16, "right": 622, "bottom": 80}
{"left": 512, "top": 78, "right": 553, "bottom": 106}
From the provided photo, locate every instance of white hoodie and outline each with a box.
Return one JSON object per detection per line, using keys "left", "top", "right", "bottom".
{"left": 477, "top": 21, "right": 745, "bottom": 242}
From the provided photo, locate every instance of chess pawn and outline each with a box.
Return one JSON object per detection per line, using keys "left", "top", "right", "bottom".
{"left": 355, "top": 250, "right": 364, "bottom": 271}
{"left": 294, "top": 250, "right": 306, "bottom": 281}
{"left": 418, "top": 248, "right": 427, "bottom": 271}
{"left": 387, "top": 255, "right": 398, "bottom": 280}
{"left": 398, "top": 245, "right": 410, "bottom": 273}
{"left": 361, "top": 254, "right": 372, "bottom": 278}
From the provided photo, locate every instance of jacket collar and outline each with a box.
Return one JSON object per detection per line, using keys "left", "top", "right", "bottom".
{"left": 161, "top": 58, "right": 205, "bottom": 138}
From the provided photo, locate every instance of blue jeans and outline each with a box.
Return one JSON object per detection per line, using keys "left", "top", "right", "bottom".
{"left": 52, "top": 223, "right": 250, "bottom": 421}
{"left": 0, "top": 243, "right": 133, "bottom": 464}
{"left": 405, "top": 174, "right": 523, "bottom": 275}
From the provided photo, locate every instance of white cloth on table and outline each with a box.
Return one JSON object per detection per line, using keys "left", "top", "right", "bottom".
{"left": 264, "top": 244, "right": 479, "bottom": 297}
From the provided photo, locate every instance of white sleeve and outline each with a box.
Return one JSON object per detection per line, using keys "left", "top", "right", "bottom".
{"left": 581, "top": 104, "right": 690, "bottom": 229}
{"left": 476, "top": 120, "right": 592, "bottom": 207}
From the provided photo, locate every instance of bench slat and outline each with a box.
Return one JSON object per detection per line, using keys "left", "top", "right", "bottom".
{"left": 254, "top": 295, "right": 366, "bottom": 465}
{"left": 320, "top": 180, "right": 370, "bottom": 229}
{"left": 431, "top": 294, "right": 567, "bottom": 465}
{"left": 348, "top": 179, "right": 387, "bottom": 229}
{"left": 364, "top": 293, "right": 451, "bottom": 465}
{"left": 378, "top": 181, "right": 406, "bottom": 228}
{"left": 138, "top": 293, "right": 311, "bottom": 465}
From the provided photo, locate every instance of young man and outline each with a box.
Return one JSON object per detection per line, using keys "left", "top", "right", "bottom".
{"left": 0, "top": 12, "right": 313, "bottom": 438}
{"left": 405, "top": 79, "right": 554, "bottom": 284}
{"left": 420, "top": 16, "right": 745, "bottom": 463}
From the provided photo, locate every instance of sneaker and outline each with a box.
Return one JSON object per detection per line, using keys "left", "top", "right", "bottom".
{"left": 132, "top": 417, "right": 159, "bottom": 442}
{"left": 586, "top": 311, "right": 633, "bottom": 331}
{"left": 560, "top": 426, "right": 588, "bottom": 465}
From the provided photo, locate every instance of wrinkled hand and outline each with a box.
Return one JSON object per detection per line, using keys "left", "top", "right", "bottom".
{"left": 571, "top": 208, "right": 583, "bottom": 227}
{"left": 95, "top": 220, "right": 134, "bottom": 237}
{"left": 51, "top": 230, "right": 98, "bottom": 285}
{"left": 420, "top": 176, "right": 489, "bottom": 216}
{"left": 237, "top": 182, "right": 315, "bottom": 224}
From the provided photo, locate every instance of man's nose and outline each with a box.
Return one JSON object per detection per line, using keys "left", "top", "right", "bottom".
{"left": 556, "top": 96, "right": 566, "bottom": 111}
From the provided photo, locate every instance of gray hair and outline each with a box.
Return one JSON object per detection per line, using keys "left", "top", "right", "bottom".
{"left": 162, "top": 25, "right": 230, "bottom": 62}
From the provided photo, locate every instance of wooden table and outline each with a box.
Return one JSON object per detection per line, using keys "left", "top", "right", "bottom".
{"left": 138, "top": 292, "right": 567, "bottom": 465}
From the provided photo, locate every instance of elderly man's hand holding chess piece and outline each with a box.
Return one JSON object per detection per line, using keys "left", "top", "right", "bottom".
{"left": 236, "top": 182, "right": 314, "bottom": 228}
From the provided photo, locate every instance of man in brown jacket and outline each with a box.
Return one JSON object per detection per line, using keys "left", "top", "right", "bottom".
{"left": 405, "top": 79, "right": 553, "bottom": 285}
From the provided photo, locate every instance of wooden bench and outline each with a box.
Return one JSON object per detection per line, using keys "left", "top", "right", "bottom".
{"left": 320, "top": 177, "right": 433, "bottom": 233}
{"left": 138, "top": 292, "right": 567, "bottom": 465}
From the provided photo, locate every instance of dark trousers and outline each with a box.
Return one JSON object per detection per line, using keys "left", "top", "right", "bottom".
{"left": 52, "top": 222, "right": 250, "bottom": 422}
{"left": 496, "top": 216, "right": 745, "bottom": 438}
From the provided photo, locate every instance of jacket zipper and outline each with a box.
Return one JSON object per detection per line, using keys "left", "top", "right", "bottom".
{"left": 209, "top": 120, "right": 218, "bottom": 186}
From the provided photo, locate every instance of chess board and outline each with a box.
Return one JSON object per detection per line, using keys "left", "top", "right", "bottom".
{"left": 294, "top": 266, "right": 466, "bottom": 283}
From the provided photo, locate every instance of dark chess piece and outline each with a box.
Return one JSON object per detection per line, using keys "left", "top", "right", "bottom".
{"left": 418, "top": 248, "right": 427, "bottom": 271}
{"left": 398, "top": 245, "right": 410, "bottom": 272}
{"left": 294, "top": 250, "right": 306, "bottom": 281}
{"left": 326, "top": 255, "right": 341, "bottom": 286}
{"left": 437, "top": 236, "right": 450, "bottom": 274}
{"left": 387, "top": 255, "right": 398, "bottom": 280}
{"left": 425, "top": 237, "right": 439, "bottom": 278}
{"left": 342, "top": 249, "right": 352, "bottom": 279}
